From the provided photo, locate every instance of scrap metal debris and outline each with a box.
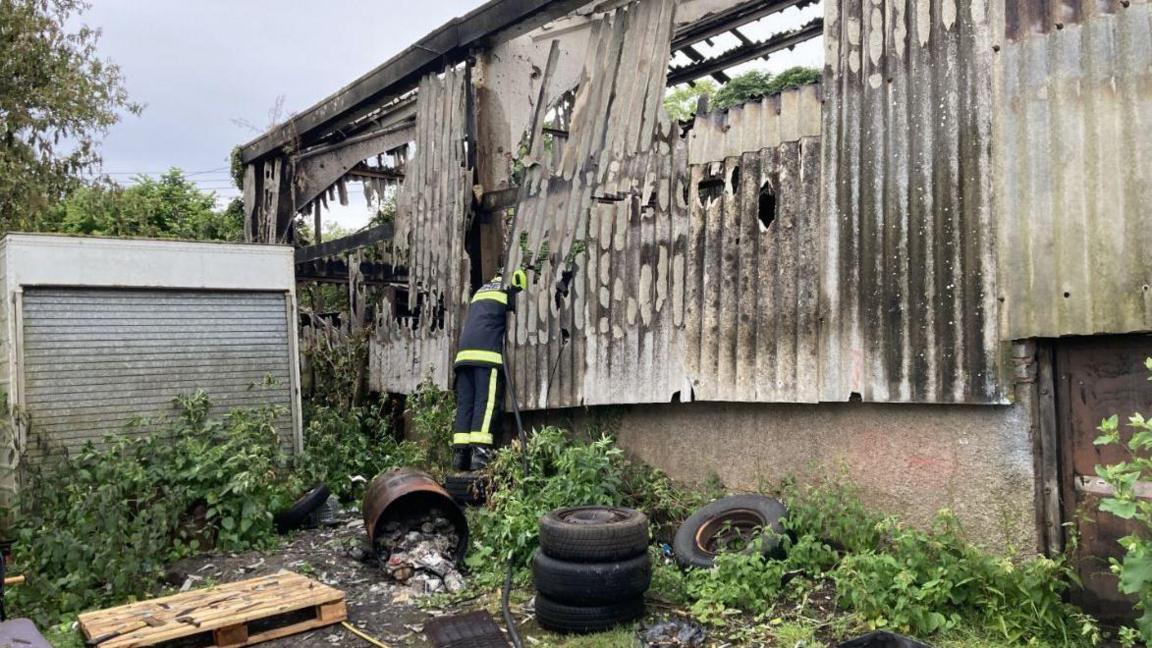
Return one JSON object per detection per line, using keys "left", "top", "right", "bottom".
{"left": 373, "top": 510, "right": 466, "bottom": 594}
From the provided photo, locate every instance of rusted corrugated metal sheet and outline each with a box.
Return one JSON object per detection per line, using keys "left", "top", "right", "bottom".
{"left": 995, "top": 1, "right": 1152, "bottom": 340}
{"left": 820, "top": 0, "right": 1003, "bottom": 404}
{"left": 369, "top": 69, "right": 473, "bottom": 394}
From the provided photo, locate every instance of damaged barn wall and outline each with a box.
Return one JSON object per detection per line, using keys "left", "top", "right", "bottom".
{"left": 498, "top": 0, "right": 834, "bottom": 409}
{"left": 504, "top": 0, "right": 684, "bottom": 409}
{"left": 368, "top": 68, "right": 473, "bottom": 394}
{"left": 475, "top": 14, "right": 598, "bottom": 194}
{"left": 994, "top": 1, "right": 1152, "bottom": 340}
{"left": 820, "top": 0, "right": 1002, "bottom": 404}
{"left": 684, "top": 136, "right": 823, "bottom": 402}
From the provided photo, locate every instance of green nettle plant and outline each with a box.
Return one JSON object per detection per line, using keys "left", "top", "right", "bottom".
{"left": 11, "top": 392, "right": 297, "bottom": 625}
{"left": 1094, "top": 360, "right": 1152, "bottom": 645}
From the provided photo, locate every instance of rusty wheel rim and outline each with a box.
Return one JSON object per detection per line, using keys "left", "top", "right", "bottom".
{"left": 695, "top": 509, "right": 766, "bottom": 556}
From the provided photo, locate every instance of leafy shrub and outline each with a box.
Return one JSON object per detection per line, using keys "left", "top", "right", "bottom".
{"left": 659, "top": 478, "right": 1098, "bottom": 645}
{"left": 1093, "top": 370, "right": 1152, "bottom": 644}
{"left": 779, "top": 478, "right": 884, "bottom": 553}
{"left": 11, "top": 391, "right": 296, "bottom": 625}
{"left": 297, "top": 403, "right": 425, "bottom": 501}
{"left": 466, "top": 428, "right": 626, "bottom": 583}
{"left": 831, "top": 513, "right": 1094, "bottom": 643}
{"left": 405, "top": 379, "right": 456, "bottom": 475}
{"left": 465, "top": 427, "right": 711, "bottom": 587}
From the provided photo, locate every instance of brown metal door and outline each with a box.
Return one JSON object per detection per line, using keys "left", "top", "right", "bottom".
{"left": 1055, "top": 335, "right": 1152, "bottom": 620}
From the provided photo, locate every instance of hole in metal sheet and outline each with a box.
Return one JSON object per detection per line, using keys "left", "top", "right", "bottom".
{"left": 728, "top": 165, "right": 741, "bottom": 194}
{"left": 1063, "top": 291, "right": 1071, "bottom": 298}
{"left": 697, "top": 174, "right": 724, "bottom": 206}
{"left": 758, "top": 181, "right": 777, "bottom": 232}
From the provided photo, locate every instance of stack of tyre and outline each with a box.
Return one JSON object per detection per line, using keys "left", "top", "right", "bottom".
{"left": 532, "top": 506, "right": 651, "bottom": 634}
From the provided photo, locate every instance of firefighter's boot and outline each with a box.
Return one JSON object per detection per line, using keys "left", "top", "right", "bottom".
{"left": 471, "top": 444, "right": 495, "bottom": 471}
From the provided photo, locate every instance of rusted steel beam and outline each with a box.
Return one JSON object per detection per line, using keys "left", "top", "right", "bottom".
{"left": 666, "top": 18, "right": 823, "bottom": 86}
{"left": 239, "top": 0, "right": 590, "bottom": 163}
{"left": 294, "top": 223, "right": 395, "bottom": 264}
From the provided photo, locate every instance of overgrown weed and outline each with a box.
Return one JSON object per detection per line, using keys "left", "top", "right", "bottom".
{"left": 465, "top": 427, "right": 716, "bottom": 588}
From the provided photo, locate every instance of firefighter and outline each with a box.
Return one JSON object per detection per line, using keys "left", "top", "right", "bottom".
{"left": 452, "top": 268, "right": 528, "bottom": 472}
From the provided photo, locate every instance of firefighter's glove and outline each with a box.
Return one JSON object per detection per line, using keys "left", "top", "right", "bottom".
{"left": 511, "top": 268, "right": 528, "bottom": 292}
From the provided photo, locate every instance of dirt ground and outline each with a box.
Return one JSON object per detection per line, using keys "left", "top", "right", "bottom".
{"left": 167, "top": 510, "right": 512, "bottom": 647}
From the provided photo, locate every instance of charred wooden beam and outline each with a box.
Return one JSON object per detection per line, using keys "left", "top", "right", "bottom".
{"left": 478, "top": 186, "right": 520, "bottom": 212}
{"left": 292, "top": 122, "right": 414, "bottom": 213}
{"left": 671, "top": 0, "right": 816, "bottom": 51}
{"left": 296, "top": 257, "right": 407, "bottom": 285}
{"left": 666, "top": 18, "right": 823, "bottom": 87}
{"left": 239, "top": 0, "right": 591, "bottom": 163}
{"left": 346, "top": 163, "right": 405, "bottom": 181}
{"left": 294, "top": 223, "right": 395, "bottom": 264}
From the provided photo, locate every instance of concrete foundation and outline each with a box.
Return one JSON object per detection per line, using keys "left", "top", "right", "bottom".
{"left": 526, "top": 391, "right": 1040, "bottom": 555}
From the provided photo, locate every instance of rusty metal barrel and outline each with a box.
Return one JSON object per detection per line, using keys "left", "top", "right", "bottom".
{"left": 362, "top": 468, "right": 469, "bottom": 563}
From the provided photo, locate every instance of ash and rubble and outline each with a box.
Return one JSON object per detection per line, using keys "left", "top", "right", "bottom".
{"left": 369, "top": 509, "right": 466, "bottom": 594}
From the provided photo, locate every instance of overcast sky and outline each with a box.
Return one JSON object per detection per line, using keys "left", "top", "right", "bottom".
{"left": 83, "top": 1, "right": 821, "bottom": 231}
{"left": 83, "top": 0, "right": 485, "bottom": 227}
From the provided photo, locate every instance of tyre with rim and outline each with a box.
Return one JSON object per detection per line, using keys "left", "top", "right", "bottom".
{"left": 672, "top": 494, "right": 787, "bottom": 569}
{"left": 538, "top": 506, "right": 648, "bottom": 562}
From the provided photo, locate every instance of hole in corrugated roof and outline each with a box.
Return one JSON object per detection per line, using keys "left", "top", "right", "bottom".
{"left": 758, "top": 181, "right": 777, "bottom": 232}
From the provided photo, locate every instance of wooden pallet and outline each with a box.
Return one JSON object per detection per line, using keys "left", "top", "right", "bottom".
{"left": 78, "top": 570, "right": 347, "bottom": 647}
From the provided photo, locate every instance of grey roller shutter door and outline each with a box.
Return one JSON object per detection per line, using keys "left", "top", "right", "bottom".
{"left": 21, "top": 288, "right": 295, "bottom": 459}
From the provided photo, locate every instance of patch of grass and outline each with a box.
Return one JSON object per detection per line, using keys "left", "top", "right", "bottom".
{"left": 536, "top": 626, "right": 638, "bottom": 648}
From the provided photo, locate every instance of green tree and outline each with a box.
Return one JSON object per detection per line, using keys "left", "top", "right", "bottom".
{"left": 663, "top": 80, "right": 717, "bottom": 121}
{"left": 46, "top": 169, "right": 243, "bottom": 241}
{"left": 0, "top": 0, "right": 141, "bottom": 232}
{"left": 711, "top": 66, "right": 821, "bottom": 111}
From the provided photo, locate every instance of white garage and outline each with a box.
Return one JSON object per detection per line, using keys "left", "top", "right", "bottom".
{"left": 0, "top": 234, "right": 301, "bottom": 497}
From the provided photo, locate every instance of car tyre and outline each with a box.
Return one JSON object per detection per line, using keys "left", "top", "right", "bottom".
{"left": 534, "top": 594, "right": 645, "bottom": 634}
{"left": 672, "top": 494, "right": 787, "bottom": 569}
{"left": 273, "top": 483, "right": 330, "bottom": 534}
{"left": 538, "top": 506, "right": 648, "bottom": 562}
{"left": 532, "top": 550, "right": 651, "bottom": 605}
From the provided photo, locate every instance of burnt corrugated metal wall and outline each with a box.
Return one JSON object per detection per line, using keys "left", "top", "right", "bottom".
{"left": 685, "top": 139, "right": 823, "bottom": 402}
{"left": 995, "top": 0, "right": 1152, "bottom": 339}
{"left": 495, "top": 0, "right": 833, "bottom": 410}
{"left": 369, "top": 69, "right": 472, "bottom": 394}
{"left": 369, "top": 0, "right": 1018, "bottom": 409}
{"left": 820, "top": 0, "right": 1003, "bottom": 404}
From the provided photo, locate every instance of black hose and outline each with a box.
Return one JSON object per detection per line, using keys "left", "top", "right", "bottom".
{"left": 502, "top": 558, "right": 524, "bottom": 648}
{"left": 500, "top": 361, "right": 529, "bottom": 475}
{"left": 499, "top": 361, "right": 529, "bottom": 648}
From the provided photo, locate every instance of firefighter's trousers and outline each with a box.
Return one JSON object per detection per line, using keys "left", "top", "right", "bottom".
{"left": 452, "top": 365, "right": 504, "bottom": 447}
